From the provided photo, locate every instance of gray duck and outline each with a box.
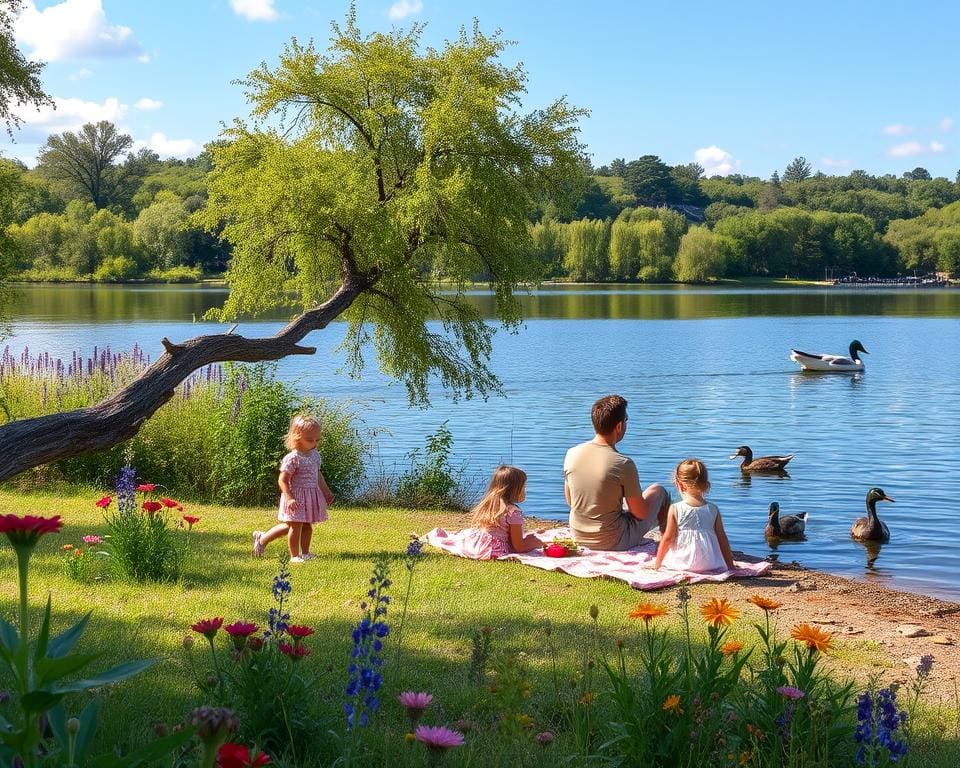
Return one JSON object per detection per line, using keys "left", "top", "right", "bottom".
{"left": 764, "top": 502, "right": 807, "bottom": 539}
{"left": 730, "top": 446, "right": 794, "bottom": 473}
{"left": 850, "top": 487, "right": 894, "bottom": 543}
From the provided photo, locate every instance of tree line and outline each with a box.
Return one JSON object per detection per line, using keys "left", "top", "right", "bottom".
{"left": 3, "top": 121, "right": 960, "bottom": 284}
{"left": 1, "top": 121, "right": 227, "bottom": 282}
{"left": 531, "top": 154, "right": 960, "bottom": 280}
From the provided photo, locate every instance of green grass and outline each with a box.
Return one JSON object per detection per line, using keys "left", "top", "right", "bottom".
{"left": 2, "top": 485, "right": 958, "bottom": 766}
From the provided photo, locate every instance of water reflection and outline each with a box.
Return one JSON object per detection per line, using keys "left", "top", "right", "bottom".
{"left": 5, "top": 283, "right": 960, "bottom": 323}
{"left": 732, "top": 471, "right": 792, "bottom": 489}
{"left": 859, "top": 540, "right": 884, "bottom": 570}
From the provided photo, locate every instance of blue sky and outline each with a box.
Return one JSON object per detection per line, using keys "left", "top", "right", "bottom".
{"left": 3, "top": 0, "right": 959, "bottom": 179}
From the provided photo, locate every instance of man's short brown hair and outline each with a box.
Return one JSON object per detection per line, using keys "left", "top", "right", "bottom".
{"left": 592, "top": 394, "right": 628, "bottom": 434}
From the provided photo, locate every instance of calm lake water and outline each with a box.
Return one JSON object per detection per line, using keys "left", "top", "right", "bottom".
{"left": 4, "top": 283, "right": 960, "bottom": 600}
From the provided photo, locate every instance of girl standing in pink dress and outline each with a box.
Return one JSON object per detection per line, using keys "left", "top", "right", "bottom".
{"left": 458, "top": 466, "right": 543, "bottom": 558}
{"left": 253, "top": 415, "right": 334, "bottom": 562}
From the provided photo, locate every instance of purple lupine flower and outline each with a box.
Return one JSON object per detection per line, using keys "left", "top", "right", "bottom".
{"left": 345, "top": 559, "right": 391, "bottom": 729}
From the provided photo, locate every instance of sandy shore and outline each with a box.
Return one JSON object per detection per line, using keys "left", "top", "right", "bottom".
{"left": 720, "top": 554, "right": 960, "bottom": 701}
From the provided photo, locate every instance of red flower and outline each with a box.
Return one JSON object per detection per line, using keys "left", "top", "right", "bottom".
{"left": 136, "top": 483, "right": 157, "bottom": 492}
{"left": 183, "top": 515, "right": 200, "bottom": 528}
{"left": 95, "top": 495, "right": 113, "bottom": 509}
{"left": 143, "top": 501, "right": 162, "bottom": 514}
{"left": 248, "top": 637, "right": 265, "bottom": 652}
{"left": 191, "top": 617, "right": 223, "bottom": 640}
{"left": 278, "top": 642, "right": 311, "bottom": 661}
{"left": 225, "top": 621, "right": 258, "bottom": 637}
{"left": 286, "top": 625, "right": 314, "bottom": 639}
{"left": 0, "top": 514, "right": 63, "bottom": 549}
{"left": 217, "top": 743, "right": 271, "bottom": 768}
{"left": 161, "top": 497, "right": 179, "bottom": 508}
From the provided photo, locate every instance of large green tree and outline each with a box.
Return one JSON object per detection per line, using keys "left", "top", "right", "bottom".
{"left": 37, "top": 121, "right": 155, "bottom": 210}
{"left": 0, "top": 11, "right": 585, "bottom": 479}
{"left": 783, "top": 156, "right": 813, "bottom": 183}
{"left": 623, "top": 154, "right": 677, "bottom": 206}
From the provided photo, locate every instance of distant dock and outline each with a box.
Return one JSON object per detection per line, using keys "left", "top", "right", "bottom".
{"left": 829, "top": 273, "right": 956, "bottom": 288}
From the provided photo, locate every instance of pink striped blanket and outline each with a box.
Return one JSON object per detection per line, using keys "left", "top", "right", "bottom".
{"left": 425, "top": 526, "right": 772, "bottom": 591}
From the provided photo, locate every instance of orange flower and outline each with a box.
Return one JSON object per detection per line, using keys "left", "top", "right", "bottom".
{"left": 748, "top": 595, "right": 783, "bottom": 612}
{"left": 578, "top": 692, "right": 595, "bottom": 706}
{"left": 629, "top": 603, "right": 669, "bottom": 623}
{"left": 721, "top": 641, "right": 744, "bottom": 656}
{"left": 61, "top": 543, "right": 74, "bottom": 551}
{"left": 790, "top": 623, "right": 832, "bottom": 653}
{"left": 700, "top": 597, "right": 739, "bottom": 627}
{"left": 662, "top": 694, "right": 683, "bottom": 714}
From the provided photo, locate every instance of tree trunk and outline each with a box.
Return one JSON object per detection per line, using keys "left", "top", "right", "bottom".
{"left": 0, "top": 278, "right": 363, "bottom": 482}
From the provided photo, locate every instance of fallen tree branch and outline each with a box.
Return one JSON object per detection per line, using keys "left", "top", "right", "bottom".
{"left": 0, "top": 277, "right": 364, "bottom": 482}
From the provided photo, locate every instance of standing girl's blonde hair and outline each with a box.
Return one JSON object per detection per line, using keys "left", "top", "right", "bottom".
{"left": 469, "top": 465, "right": 528, "bottom": 529}
{"left": 285, "top": 415, "right": 322, "bottom": 451}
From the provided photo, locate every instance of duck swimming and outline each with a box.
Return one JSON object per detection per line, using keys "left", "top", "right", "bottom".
{"left": 850, "top": 487, "right": 894, "bottom": 543}
{"left": 790, "top": 340, "right": 868, "bottom": 372}
{"left": 730, "top": 446, "right": 794, "bottom": 473}
{"left": 765, "top": 502, "right": 807, "bottom": 539}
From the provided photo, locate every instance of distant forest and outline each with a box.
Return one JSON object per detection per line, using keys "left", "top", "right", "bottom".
{"left": 3, "top": 121, "right": 960, "bottom": 284}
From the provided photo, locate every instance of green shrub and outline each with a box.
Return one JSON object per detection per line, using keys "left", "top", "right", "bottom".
{"left": 395, "top": 421, "right": 469, "bottom": 509}
{"left": 94, "top": 255, "right": 139, "bottom": 282}
{"left": 147, "top": 264, "right": 203, "bottom": 283}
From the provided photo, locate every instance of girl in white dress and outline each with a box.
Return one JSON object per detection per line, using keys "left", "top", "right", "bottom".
{"left": 653, "top": 458, "right": 735, "bottom": 573}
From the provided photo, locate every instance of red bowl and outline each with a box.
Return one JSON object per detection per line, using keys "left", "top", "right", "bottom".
{"left": 543, "top": 543, "right": 572, "bottom": 558}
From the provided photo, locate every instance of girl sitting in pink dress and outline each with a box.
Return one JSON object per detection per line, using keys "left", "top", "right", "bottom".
{"left": 457, "top": 465, "right": 543, "bottom": 559}
{"left": 653, "top": 458, "right": 735, "bottom": 573}
{"left": 253, "top": 415, "right": 334, "bottom": 562}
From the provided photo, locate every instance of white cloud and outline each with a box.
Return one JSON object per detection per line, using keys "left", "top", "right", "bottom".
{"left": 693, "top": 145, "right": 740, "bottom": 177}
{"left": 230, "top": 0, "right": 279, "bottom": 21}
{"left": 11, "top": 95, "right": 129, "bottom": 142}
{"left": 14, "top": 0, "right": 144, "bottom": 62}
{"left": 821, "top": 157, "right": 852, "bottom": 169}
{"left": 134, "top": 132, "right": 201, "bottom": 159}
{"left": 135, "top": 98, "right": 163, "bottom": 111}
{"left": 882, "top": 123, "right": 913, "bottom": 136}
{"left": 388, "top": 0, "right": 423, "bottom": 20}
{"left": 68, "top": 67, "right": 93, "bottom": 81}
{"left": 887, "top": 140, "right": 946, "bottom": 157}
{"left": 939, "top": 117, "right": 954, "bottom": 132}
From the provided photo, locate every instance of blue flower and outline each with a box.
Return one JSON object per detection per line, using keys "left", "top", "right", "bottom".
{"left": 344, "top": 557, "right": 391, "bottom": 729}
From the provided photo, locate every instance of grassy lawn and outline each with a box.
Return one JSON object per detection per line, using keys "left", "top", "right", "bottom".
{"left": 2, "top": 485, "right": 958, "bottom": 766}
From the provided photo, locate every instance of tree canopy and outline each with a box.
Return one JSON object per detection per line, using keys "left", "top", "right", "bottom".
{"left": 1, "top": 0, "right": 52, "bottom": 136}
{"left": 198, "top": 12, "right": 586, "bottom": 402}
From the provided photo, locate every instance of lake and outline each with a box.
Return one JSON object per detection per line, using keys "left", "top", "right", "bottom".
{"left": 3, "top": 283, "right": 960, "bottom": 599}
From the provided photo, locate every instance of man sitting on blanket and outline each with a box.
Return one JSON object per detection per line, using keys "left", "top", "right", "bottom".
{"left": 563, "top": 394, "right": 670, "bottom": 551}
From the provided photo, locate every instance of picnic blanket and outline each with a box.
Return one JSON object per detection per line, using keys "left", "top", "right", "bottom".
{"left": 425, "top": 526, "right": 772, "bottom": 591}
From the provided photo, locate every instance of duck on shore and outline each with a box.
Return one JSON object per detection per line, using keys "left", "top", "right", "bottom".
{"left": 850, "top": 487, "right": 895, "bottom": 543}
{"left": 764, "top": 501, "right": 807, "bottom": 540}
{"left": 790, "top": 340, "right": 868, "bottom": 372}
{"left": 730, "top": 446, "right": 794, "bottom": 473}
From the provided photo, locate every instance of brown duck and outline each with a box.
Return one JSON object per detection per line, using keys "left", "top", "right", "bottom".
{"left": 764, "top": 502, "right": 807, "bottom": 539}
{"left": 850, "top": 487, "right": 894, "bottom": 543}
{"left": 729, "top": 446, "right": 794, "bottom": 473}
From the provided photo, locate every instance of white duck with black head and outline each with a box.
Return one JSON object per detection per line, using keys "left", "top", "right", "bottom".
{"left": 790, "top": 340, "right": 868, "bottom": 372}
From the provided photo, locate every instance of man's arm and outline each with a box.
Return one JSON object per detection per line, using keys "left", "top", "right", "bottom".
{"left": 564, "top": 480, "right": 571, "bottom": 507}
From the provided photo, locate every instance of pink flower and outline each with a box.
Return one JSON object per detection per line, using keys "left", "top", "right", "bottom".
{"left": 136, "top": 483, "right": 156, "bottom": 492}
{"left": 94, "top": 495, "right": 112, "bottom": 509}
{"left": 414, "top": 725, "right": 464, "bottom": 752}
{"left": 191, "top": 617, "right": 223, "bottom": 640}
{"left": 535, "top": 731, "right": 555, "bottom": 745}
{"left": 0, "top": 514, "right": 63, "bottom": 549}
{"left": 777, "top": 685, "right": 806, "bottom": 700}
{"left": 398, "top": 692, "right": 433, "bottom": 724}
{"left": 225, "top": 621, "right": 258, "bottom": 637}
{"left": 217, "top": 743, "right": 271, "bottom": 768}
{"left": 82, "top": 535, "right": 102, "bottom": 545}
